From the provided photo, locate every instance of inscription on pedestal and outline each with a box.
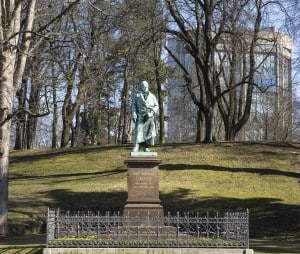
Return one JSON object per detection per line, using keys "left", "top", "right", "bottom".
{"left": 123, "top": 156, "right": 163, "bottom": 216}
{"left": 128, "top": 168, "right": 158, "bottom": 201}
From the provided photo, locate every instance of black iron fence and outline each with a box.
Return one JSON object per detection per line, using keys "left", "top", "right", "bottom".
{"left": 46, "top": 208, "right": 249, "bottom": 248}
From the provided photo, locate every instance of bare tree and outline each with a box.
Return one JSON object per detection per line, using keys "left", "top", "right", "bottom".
{"left": 0, "top": 0, "right": 80, "bottom": 237}
{"left": 116, "top": 0, "right": 168, "bottom": 144}
{"left": 164, "top": 0, "right": 294, "bottom": 142}
{"left": 165, "top": 0, "right": 234, "bottom": 142}
{"left": 86, "top": 0, "right": 170, "bottom": 145}
{"left": 52, "top": 2, "right": 115, "bottom": 147}
{"left": 14, "top": 49, "right": 50, "bottom": 150}
{"left": 215, "top": 0, "right": 263, "bottom": 141}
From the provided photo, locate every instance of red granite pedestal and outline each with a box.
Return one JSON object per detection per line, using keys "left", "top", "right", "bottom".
{"left": 123, "top": 155, "right": 164, "bottom": 217}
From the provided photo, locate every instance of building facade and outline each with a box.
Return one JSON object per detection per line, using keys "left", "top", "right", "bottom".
{"left": 166, "top": 28, "right": 293, "bottom": 142}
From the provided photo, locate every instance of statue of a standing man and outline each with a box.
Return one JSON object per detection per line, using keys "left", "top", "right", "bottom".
{"left": 131, "top": 80, "right": 159, "bottom": 152}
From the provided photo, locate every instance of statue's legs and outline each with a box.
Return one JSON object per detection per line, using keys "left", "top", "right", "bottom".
{"left": 132, "top": 143, "right": 139, "bottom": 152}
{"left": 132, "top": 140, "right": 152, "bottom": 152}
{"left": 143, "top": 140, "right": 151, "bottom": 152}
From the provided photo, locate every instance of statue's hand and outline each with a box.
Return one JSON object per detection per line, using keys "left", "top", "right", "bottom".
{"left": 147, "top": 110, "right": 154, "bottom": 118}
{"left": 148, "top": 111, "right": 154, "bottom": 117}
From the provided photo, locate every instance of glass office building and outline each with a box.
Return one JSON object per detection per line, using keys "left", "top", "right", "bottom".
{"left": 166, "top": 29, "right": 293, "bottom": 142}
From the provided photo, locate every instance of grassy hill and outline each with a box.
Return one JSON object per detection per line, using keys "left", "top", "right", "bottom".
{"left": 1, "top": 142, "right": 300, "bottom": 253}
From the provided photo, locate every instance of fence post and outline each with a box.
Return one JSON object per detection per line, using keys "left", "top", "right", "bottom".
{"left": 247, "top": 209, "right": 249, "bottom": 248}
{"left": 46, "top": 208, "right": 56, "bottom": 245}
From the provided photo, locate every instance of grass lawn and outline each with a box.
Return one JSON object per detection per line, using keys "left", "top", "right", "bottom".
{"left": 0, "top": 142, "right": 299, "bottom": 253}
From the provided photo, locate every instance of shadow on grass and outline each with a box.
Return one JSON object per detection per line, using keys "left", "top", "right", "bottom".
{"left": 9, "top": 187, "right": 299, "bottom": 238}
{"left": 38, "top": 187, "right": 299, "bottom": 239}
{"left": 10, "top": 145, "right": 131, "bottom": 164}
{"left": 10, "top": 167, "right": 126, "bottom": 181}
{"left": 161, "top": 188, "right": 299, "bottom": 238}
{"left": 45, "top": 189, "right": 128, "bottom": 212}
{"left": 160, "top": 163, "right": 300, "bottom": 178}
{"left": 7, "top": 187, "right": 300, "bottom": 253}
{"left": 8, "top": 189, "right": 128, "bottom": 237}
{"left": 250, "top": 237, "right": 300, "bottom": 254}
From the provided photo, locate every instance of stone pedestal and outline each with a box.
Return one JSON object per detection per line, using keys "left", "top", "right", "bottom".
{"left": 123, "top": 154, "right": 163, "bottom": 217}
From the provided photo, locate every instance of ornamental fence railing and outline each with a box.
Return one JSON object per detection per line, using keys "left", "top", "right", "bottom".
{"left": 46, "top": 208, "right": 249, "bottom": 248}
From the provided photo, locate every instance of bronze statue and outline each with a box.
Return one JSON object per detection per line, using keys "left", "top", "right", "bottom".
{"left": 131, "top": 81, "right": 159, "bottom": 152}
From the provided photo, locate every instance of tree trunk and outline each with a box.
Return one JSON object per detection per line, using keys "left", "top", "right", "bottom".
{"left": 118, "top": 64, "right": 130, "bottom": 144}
{"left": 94, "top": 99, "right": 102, "bottom": 145}
{"left": 224, "top": 124, "right": 235, "bottom": 141}
{"left": 157, "top": 81, "right": 165, "bottom": 144}
{"left": 107, "top": 97, "right": 111, "bottom": 145}
{"left": 196, "top": 110, "right": 204, "bottom": 142}
{"left": 14, "top": 79, "right": 28, "bottom": 150}
{"left": 60, "top": 81, "right": 75, "bottom": 148}
{"left": 71, "top": 109, "right": 81, "bottom": 147}
{"left": 0, "top": 0, "right": 37, "bottom": 236}
{"left": 61, "top": 118, "right": 72, "bottom": 147}
{"left": 52, "top": 78, "right": 58, "bottom": 148}
{"left": 26, "top": 81, "right": 41, "bottom": 149}
{"left": 0, "top": 120, "right": 10, "bottom": 237}
{"left": 0, "top": 52, "right": 17, "bottom": 237}
{"left": 203, "top": 107, "right": 215, "bottom": 143}
{"left": 14, "top": 118, "right": 25, "bottom": 150}
{"left": 26, "top": 115, "right": 38, "bottom": 149}
{"left": 154, "top": 58, "right": 165, "bottom": 144}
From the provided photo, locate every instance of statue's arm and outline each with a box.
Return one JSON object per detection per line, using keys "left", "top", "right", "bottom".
{"left": 145, "top": 94, "right": 158, "bottom": 118}
{"left": 151, "top": 95, "right": 159, "bottom": 115}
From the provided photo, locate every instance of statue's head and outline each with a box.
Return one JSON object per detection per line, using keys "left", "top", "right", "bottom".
{"left": 140, "top": 80, "right": 149, "bottom": 93}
